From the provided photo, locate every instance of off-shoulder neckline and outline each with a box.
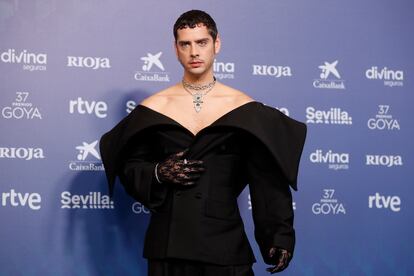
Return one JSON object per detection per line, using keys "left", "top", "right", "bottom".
{"left": 137, "top": 100, "right": 261, "bottom": 137}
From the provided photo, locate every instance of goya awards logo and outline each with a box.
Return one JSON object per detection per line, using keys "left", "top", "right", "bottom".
{"left": 214, "top": 59, "right": 235, "bottom": 79}
{"left": 69, "top": 140, "right": 104, "bottom": 171}
{"left": 310, "top": 149, "right": 349, "bottom": 170}
{"left": 252, "top": 64, "right": 292, "bottom": 78}
{"left": 67, "top": 56, "right": 111, "bottom": 70}
{"left": 61, "top": 191, "right": 114, "bottom": 209}
{"left": 368, "top": 193, "right": 401, "bottom": 212}
{"left": 134, "top": 51, "right": 170, "bottom": 82}
{"left": 0, "top": 48, "right": 47, "bottom": 71}
{"left": 132, "top": 202, "right": 150, "bottom": 214}
{"left": 0, "top": 147, "right": 45, "bottom": 160}
{"left": 312, "top": 189, "right": 346, "bottom": 215}
{"left": 306, "top": 106, "right": 352, "bottom": 125}
{"left": 367, "top": 105, "right": 400, "bottom": 130}
{"left": 366, "top": 66, "right": 403, "bottom": 87}
{"left": 313, "top": 60, "right": 345, "bottom": 89}
{"left": 1, "top": 92, "right": 42, "bottom": 120}
{"left": 1, "top": 189, "right": 41, "bottom": 210}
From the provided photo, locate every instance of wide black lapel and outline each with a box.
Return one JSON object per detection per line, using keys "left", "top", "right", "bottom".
{"left": 199, "top": 102, "right": 307, "bottom": 190}
{"left": 99, "top": 105, "right": 181, "bottom": 195}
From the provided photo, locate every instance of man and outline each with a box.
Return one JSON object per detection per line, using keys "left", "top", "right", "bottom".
{"left": 100, "top": 10, "right": 306, "bottom": 276}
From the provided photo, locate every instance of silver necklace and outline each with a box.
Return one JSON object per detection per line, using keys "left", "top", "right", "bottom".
{"left": 182, "top": 76, "right": 216, "bottom": 113}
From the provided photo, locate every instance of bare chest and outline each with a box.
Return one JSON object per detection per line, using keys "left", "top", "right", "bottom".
{"left": 162, "top": 102, "right": 232, "bottom": 135}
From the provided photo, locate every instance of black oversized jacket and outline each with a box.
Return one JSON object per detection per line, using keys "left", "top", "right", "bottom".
{"left": 99, "top": 101, "right": 307, "bottom": 266}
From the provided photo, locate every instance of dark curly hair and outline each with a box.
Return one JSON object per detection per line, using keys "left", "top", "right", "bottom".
{"left": 173, "top": 10, "right": 218, "bottom": 42}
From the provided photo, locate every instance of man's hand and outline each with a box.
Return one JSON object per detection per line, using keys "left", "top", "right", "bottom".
{"left": 156, "top": 149, "right": 205, "bottom": 185}
{"left": 266, "top": 247, "right": 292, "bottom": 274}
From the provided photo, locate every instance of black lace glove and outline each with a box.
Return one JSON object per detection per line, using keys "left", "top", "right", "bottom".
{"left": 155, "top": 149, "right": 205, "bottom": 186}
{"left": 266, "top": 247, "right": 292, "bottom": 274}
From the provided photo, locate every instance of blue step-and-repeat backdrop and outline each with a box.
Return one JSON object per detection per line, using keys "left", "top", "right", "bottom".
{"left": 1, "top": 1, "right": 413, "bottom": 275}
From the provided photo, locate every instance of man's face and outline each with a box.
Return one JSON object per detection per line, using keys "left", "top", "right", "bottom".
{"left": 175, "top": 24, "right": 220, "bottom": 78}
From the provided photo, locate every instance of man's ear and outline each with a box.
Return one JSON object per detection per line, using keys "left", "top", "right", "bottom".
{"left": 173, "top": 41, "right": 178, "bottom": 58}
{"left": 214, "top": 34, "right": 221, "bottom": 54}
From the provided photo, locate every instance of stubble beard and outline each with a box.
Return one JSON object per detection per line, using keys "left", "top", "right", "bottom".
{"left": 182, "top": 57, "right": 215, "bottom": 81}
{"left": 179, "top": 46, "right": 216, "bottom": 81}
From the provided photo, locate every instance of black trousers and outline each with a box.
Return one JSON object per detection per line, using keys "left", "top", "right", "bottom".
{"left": 148, "top": 258, "right": 254, "bottom": 276}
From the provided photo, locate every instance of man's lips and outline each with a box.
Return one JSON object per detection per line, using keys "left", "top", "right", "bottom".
{"left": 189, "top": 61, "right": 203, "bottom": 67}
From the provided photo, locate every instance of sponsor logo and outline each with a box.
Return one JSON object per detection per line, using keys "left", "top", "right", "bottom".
{"left": 248, "top": 194, "right": 251, "bottom": 209}
{"left": 366, "top": 155, "right": 402, "bottom": 167}
{"left": 134, "top": 51, "right": 170, "bottom": 82}
{"left": 263, "top": 103, "right": 290, "bottom": 116}
{"left": 0, "top": 48, "right": 47, "bottom": 71}
{"left": 248, "top": 194, "right": 296, "bottom": 210}
{"left": 132, "top": 202, "right": 150, "bottom": 214}
{"left": 68, "top": 140, "right": 104, "bottom": 171}
{"left": 126, "top": 100, "right": 136, "bottom": 114}
{"left": 368, "top": 193, "right": 401, "bottom": 212}
{"left": 276, "top": 107, "right": 289, "bottom": 116}
{"left": 306, "top": 106, "right": 352, "bottom": 125}
{"left": 67, "top": 56, "right": 111, "bottom": 70}
{"left": 366, "top": 66, "right": 403, "bottom": 87}
{"left": 1, "top": 189, "right": 41, "bottom": 210}
{"left": 214, "top": 59, "right": 235, "bottom": 79}
{"left": 310, "top": 149, "right": 349, "bottom": 170}
{"left": 367, "top": 105, "right": 400, "bottom": 130}
{"left": 312, "top": 189, "right": 346, "bottom": 215}
{"left": 252, "top": 64, "right": 292, "bottom": 78}
{"left": 69, "top": 97, "right": 107, "bottom": 118}
{"left": 1, "top": 92, "right": 42, "bottom": 120}
{"left": 61, "top": 191, "right": 114, "bottom": 209}
{"left": 0, "top": 147, "right": 45, "bottom": 160}
{"left": 262, "top": 103, "right": 290, "bottom": 115}
{"left": 313, "top": 60, "right": 345, "bottom": 89}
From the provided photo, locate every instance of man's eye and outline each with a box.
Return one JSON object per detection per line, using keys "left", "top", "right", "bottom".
{"left": 198, "top": 41, "right": 207, "bottom": 46}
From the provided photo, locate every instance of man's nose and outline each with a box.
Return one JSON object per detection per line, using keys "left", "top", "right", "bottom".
{"left": 190, "top": 45, "right": 199, "bottom": 58}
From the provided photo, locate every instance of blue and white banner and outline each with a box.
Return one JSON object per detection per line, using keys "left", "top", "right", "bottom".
{"left": 1, "top": 1, "right": 413, "bottom": 275}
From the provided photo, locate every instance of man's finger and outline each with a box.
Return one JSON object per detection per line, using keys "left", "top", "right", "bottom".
{"left": 266, "top": 262, "right": 284, "bottom": 274}
{"left": 174, "top": 151, "right": 184, "bottom": 158}
{"left": 185, "top": 166, "right": 205, "bottom": 173}
{"left": 174, "top": 148, "right": 188, "bottom": 158}
{"left": 182, "top": 173, "right": 201, "bottom": 180}
{"left": 183, "top": 159, "right": 204, "bottom": 167}
{"left": 268, "top": 247, "right": 276, "bottom": 258}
